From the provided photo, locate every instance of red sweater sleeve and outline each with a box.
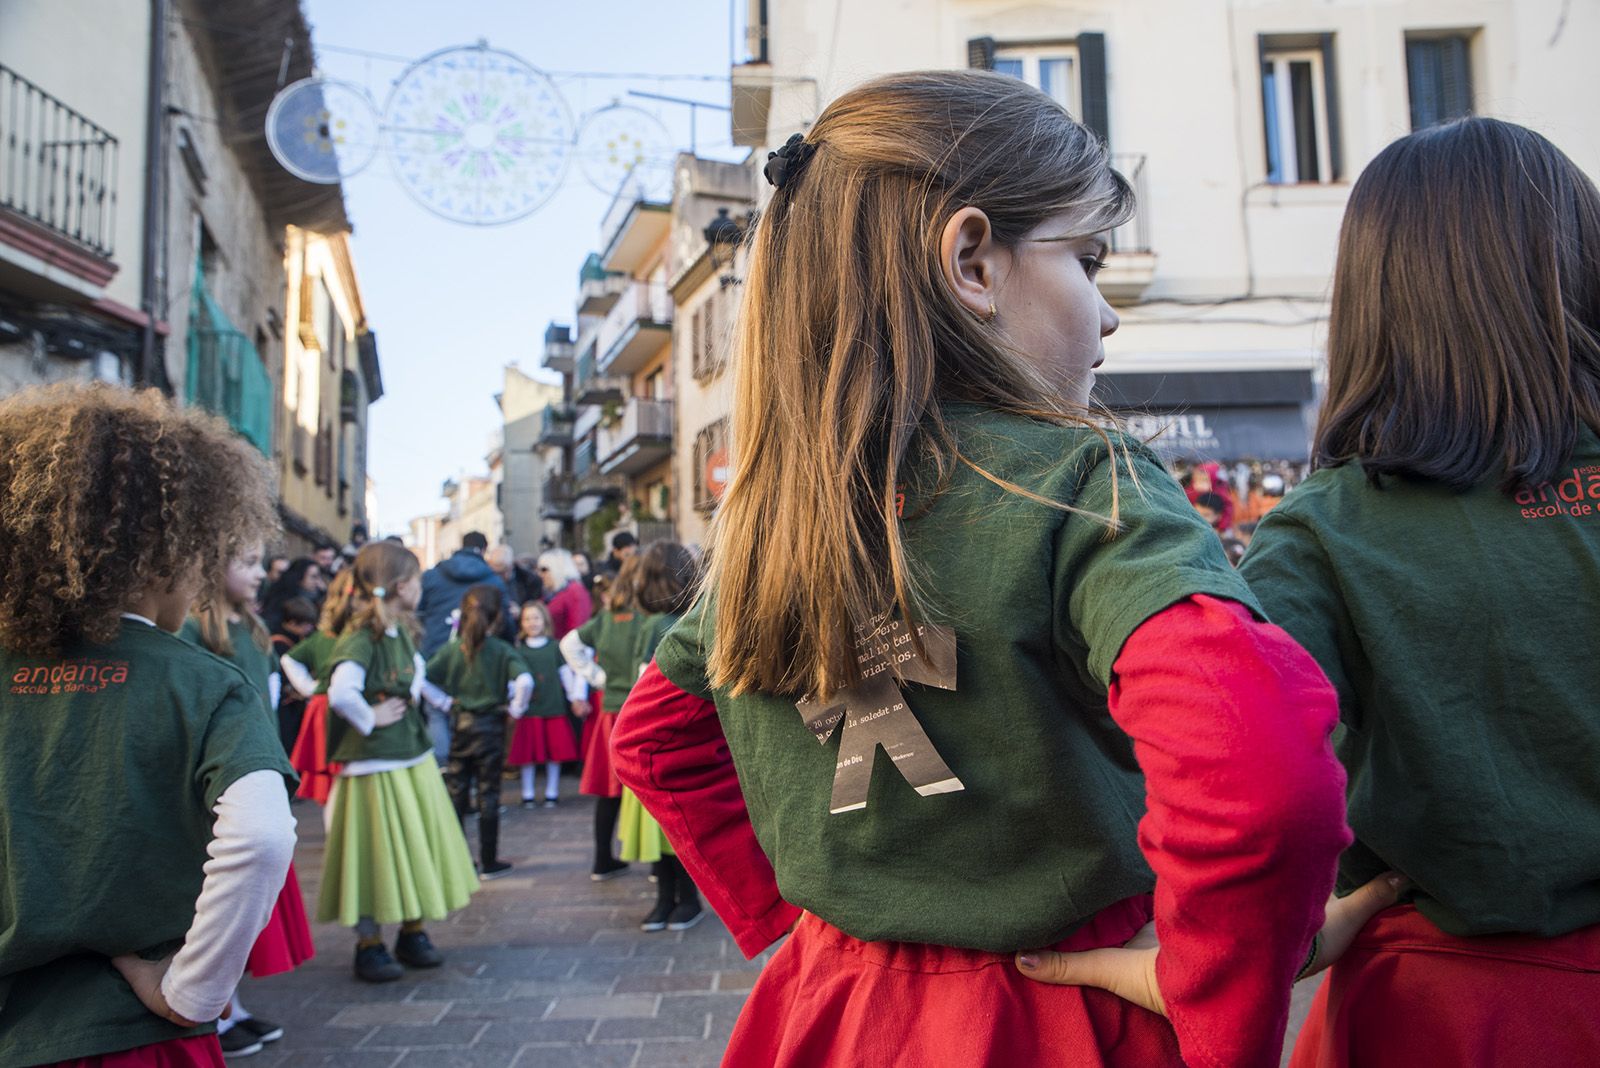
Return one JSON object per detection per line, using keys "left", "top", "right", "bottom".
{"left": 1109, "top": 594, "right": 1350, "bottom": 1068}
{"left": 613, "top": 661, "right": 802, "bottom": 958}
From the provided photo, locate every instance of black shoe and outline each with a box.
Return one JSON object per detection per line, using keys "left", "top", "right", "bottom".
{"left": 590, "top": 859, "right": 629, "bottom": 882}
{"left": 236, "top": 1017, "right": 284, "bottom": 1043}
{"left": 666, "top": 901, "right": 705, "bottom": 930}
{"left": 521, "top": 797, "right": 539, "bottom": 810}
{"left": 219, "top": 1026, "right": 264, "bottom": 1058}
{"left": 542, "top": 797, "right": 558, "bottom": 808}
{"left": 480, "top": 859, "right": 514, "bottom": 880}
{"left": 640, "top": 901, "right": 673, "bottom": 932}
{"left": 394, "top": 929, "right": 444, "bottom": 968}
{"left": 355, "top": 943, "right": 404, "bottom": 983}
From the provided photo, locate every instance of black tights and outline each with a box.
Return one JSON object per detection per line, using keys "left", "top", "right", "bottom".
{"left": 594, "top": 795, "right": 623, "bottom": 867}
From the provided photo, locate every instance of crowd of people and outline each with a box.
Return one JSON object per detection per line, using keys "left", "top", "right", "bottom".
{"left": 1, "top": 66, "right": 1597, "bottom": 1068}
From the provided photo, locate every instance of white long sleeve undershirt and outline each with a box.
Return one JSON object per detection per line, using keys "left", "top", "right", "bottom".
{"left": 507, "top": 672, "right": 533, "bottom": 719}
{"left": 327, "top": 648, "right": 434, "bottom": 777}
{"left": 559, "top": 631, "right": 605, "bottom": 691}
{"left": 159, "top": 770, "right": 296, "bottom": 1024}
{"left": 279, "top": 654, "right": 316, "bottom": 699}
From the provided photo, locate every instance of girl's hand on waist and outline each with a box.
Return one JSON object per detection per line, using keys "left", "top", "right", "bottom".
{"left": 111, "top": 952, "right": 204, "bottom": 1029}
{"left": 572, "top": 699, "right": 592, "bottom": 718}
{"left": 1012, "top": 870, "right": 1406, "bottom": 1014}
{"left": 371, "top": 696, "right": 409, "bottom": 727}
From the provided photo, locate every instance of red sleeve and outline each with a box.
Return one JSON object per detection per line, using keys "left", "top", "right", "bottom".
{"left": 613, "top": 661, "right": 802, "bottom": 958}
{"left": 1108, "top": 594, "right": 1351, "bottom": 1068}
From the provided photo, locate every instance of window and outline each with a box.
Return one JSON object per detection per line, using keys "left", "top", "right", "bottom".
{"left": 1406, "top": 32, "right": 1474, "bottom": 130}
{"left": 692, "top": 289, "right": 729, "bottom": 382}
{"left": 992, "top": 46, "right": 1079, "bottom": 114}
{"left": 693, "top": 418, "right": 730, "bottom": 512}
{"left": 1260, "top": 36, "right": 1342, "bottom": 184}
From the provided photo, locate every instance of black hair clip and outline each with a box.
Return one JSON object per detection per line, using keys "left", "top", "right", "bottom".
{"left": 764, "top": 133, "right": 818, "bottom": 191}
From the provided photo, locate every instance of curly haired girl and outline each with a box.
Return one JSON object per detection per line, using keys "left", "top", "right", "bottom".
{"left": 0, "top": 382, "right": 296, "bottom": 1068}
{"left": 318, "top": 541, "right": 478, "bottom": 983}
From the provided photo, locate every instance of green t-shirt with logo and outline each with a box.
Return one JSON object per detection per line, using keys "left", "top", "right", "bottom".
{"left": 653, "top": 405, "right": 1257, "bottom": 951}
{"left": 0, "top": 620, "right": 294, "bottom": 1065}
{"left": 286, "top": 630, "right": 338, "bottom": 695}
{"left": 577, "top": 610, "right": 650, "bottom": 713}
{"left": 1240, "top": 437, "right": 1600, "bottom": 938}
{"left": 425, "top": 636, "right": 526, "bottom": 715}
{"left": 178, "top": 617, "right": 275, "bottom": 716}
{"left": 520, "top": 639, "right": 570, "bottom": 719}
{"left": 327, "top": 626, "right": 431, "bottom": 763}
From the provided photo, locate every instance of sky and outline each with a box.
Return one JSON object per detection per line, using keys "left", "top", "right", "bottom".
{"left": 298, "top": 0, "right": 745, "bottom": 536}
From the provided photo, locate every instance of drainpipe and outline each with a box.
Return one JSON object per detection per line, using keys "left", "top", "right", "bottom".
{"left": 139, "top": 0, "right": 168, "bottom": 390}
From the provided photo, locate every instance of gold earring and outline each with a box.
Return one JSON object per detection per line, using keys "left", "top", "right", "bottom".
{"left": 985, "top": 301, "right": 998, "bottom": 323}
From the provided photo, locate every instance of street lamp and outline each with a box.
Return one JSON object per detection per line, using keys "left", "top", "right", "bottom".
{"left": 702, "top": 207, "right": 745, "bottom": 289}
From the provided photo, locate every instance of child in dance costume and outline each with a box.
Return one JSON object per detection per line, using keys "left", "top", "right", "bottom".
{"left": 619, "top": 541, "right": 705, "bottom": 933}
{"left": 426, "top": 584, "right": 532, "bottom": 879}
{"left": 509, "top": 601, "right": 584, "bottom": 809}
{"left": 561, "top": 555, "right": 648, "bottom": 881}
{"left": 179, "top": 545, "right": 315, "bottom": 1057}
{"left": 1241, "top": 118, "right": 1600, "bottom": 1067}
{"left": 317, "top": 542, "right": 478, "bottom": 983}
{"left": 0, "top": 383, "right": 295, "bottom": 1068}
{"left": 283, "top": 571, "right": 354, "bottom": 805}
{"left": 612, "top": 71, "right": 1374, "bottom": 1068}
{"left": 270, "top": 596, "right": 318, "bottom": 756}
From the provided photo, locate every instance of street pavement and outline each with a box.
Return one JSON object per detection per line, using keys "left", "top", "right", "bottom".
{"left": 239, "top": 782, "right": 1319, "bottom": 1067}
{"left": 237, "top": 786, "right": 770, "bottom": 1068}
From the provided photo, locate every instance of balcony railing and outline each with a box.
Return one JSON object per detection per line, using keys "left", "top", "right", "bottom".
{"left": 537, "top": 404, "right": 574, "bottom": 446}
{"left": 543, "top": 323, "right": 575, "bottom": 373}
{"left": 597, "top": 280, "right": 673, "bottom": 377}
{"left": 541, "top": 473, "right": 575, "bottom": 519}
{"left": 0, "top": 64, "right": 118, "bottom": 257}
{"left": 1109, "top": 154, "right": 1151, "bottom": 254}
{"left": 599, "top": 397, "right": 673, "bottom": 475}
{"left": 575, "top": 343, "right": 626, "bottom": 407}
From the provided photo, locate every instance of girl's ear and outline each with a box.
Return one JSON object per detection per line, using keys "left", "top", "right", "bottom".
{"left": 939, "top": 206, "right": 1005, "bottom": 320}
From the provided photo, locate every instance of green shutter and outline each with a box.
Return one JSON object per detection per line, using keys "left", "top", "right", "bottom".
{"left": 967, "top": 37, "right": 995, "bottom": 70}
{"left": 1077, "top": 32, "right": 1109, "bottom": 147}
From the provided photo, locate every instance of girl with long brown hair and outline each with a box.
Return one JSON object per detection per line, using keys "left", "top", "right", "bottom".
{"left": 316, "top": 541, "right": 478, "bottom": 983}
{"left": 1242, "top": 118, "right": 1600, "bottom": 1066}
{"left": 611, "top": 70, "right": 1364, "bottom": 1067}
{"left": 283, "top": 569, "right": 356, "bottom": 804}
{"left": 426, "top": 583, "right": 533, "bottom": 879}
{"left": 560, "top": 553, "right": 649, "bottom": 881}
{"left": 180, "top": 542, "right": 315, "bottom": 1056}
{"left": 0, "top": 383, "right": 295, "bottom": 1068}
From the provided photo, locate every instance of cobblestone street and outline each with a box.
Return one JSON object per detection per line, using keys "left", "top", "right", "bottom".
{"left": 237, "top": 787, "right": 770, "bottom": 1068}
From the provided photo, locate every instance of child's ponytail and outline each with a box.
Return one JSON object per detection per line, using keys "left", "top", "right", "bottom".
{"left": 457, "top": 584, "right": 503, "bottom": 665}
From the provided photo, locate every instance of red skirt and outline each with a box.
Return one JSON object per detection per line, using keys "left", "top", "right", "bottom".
{"left": 45, "top": 1035, "right": 224, "bottom": 1067}
{"left": 508, "top": 715, "right": 580, "bottom": 765}
{"left": 724, "top": 897, "right": 1183, "bottom": 1068}
{"left": 1290, "top": 904, "right": 1600, "bottom": 1068}
{"left": 289, "top": 695, "right": 341, "bottom": 805}
{"left": 578, "top": 708, "right": 622, "bottom": 798}
{"left": 245, "top": 862, "right": 315, "bottom": 977}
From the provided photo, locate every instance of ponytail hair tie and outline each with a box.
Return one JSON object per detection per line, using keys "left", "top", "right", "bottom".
{"left": 372, "top": 586, "right": 387, "bottom": 599}
{"left": 764, "top": 133, "right": 818, "bottom": 191}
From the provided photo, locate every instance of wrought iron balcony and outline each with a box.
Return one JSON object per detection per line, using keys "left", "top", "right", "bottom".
{"left": 575, "top": 343, "right": 626, "bottom": 407}
{"left": 541, "top": 473, "right": 575, "bottom": 519}
{"left": 0, "top": 64, "right": 118, "bottom": 257}
{"left": 537, "top": 404, "right": 575, "bottom": 447}
{"left": 1101, "top": 153, "right": 1156, "bottom": 304}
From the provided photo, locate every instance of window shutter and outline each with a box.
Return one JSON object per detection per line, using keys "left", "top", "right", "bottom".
{"left": 690, "top": 305, "right": 703, "bottom": 379}
{"left": 1077, "top": 32, "right": 1109, "bottom": 147}
{"left": 967, "top": 37, "right": 995, "bottom": 71}
{"left": 1318, "top": 33, "right": 1343, "bottom": 178}
{"left": 1439, "top": 36, "right": 1472, "bottom": 121}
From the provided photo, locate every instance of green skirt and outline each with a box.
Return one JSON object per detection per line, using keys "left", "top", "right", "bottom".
{"left": 316, "top": 754, "right": 479, "bottom": 926}
{"left": 617, "top": 786, "right": 674, "bottom": 863}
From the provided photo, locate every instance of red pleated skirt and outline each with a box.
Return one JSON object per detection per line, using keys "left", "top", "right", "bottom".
{"left": 246, "top": 862, "right": 315, "bottom": 977}
{"left": 578, "top": 707, "right": 621, "bottom": 798}
{"left": 44, "top": 1035, "right": 223, "bottom": 1067}
{"left": 1290, "top": 904, "right": 1600, "bottom": 1068}
{"left": 289, "top": 694, "right": 341, "bottom": 805}
{"left": 508, "top": 715, "right": 580, "bottom": 765}
{"left": 723, "top": 897, "right": 1183, "bottom": 1068}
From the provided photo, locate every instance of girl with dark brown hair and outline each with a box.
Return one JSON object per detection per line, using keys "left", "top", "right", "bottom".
{"left": 317, "top": 541, "right": 478, "bottom": 982}
{"left": 610, "top": 70, "right": 1370, "bottom": 1068}
{"left": 1242, "top": 117, "right": 1600, "bottom": 1067}
{"left": 426, "top": 583, "right": 533, "bottom": 879}
{"left": 282, "top": 569, "right": 355, "bottom": 805}
{"left": 0, "top": 383, "right": 295, "bottom": 1068}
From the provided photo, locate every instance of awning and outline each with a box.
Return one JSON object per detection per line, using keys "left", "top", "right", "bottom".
{"left": 1094, "top": 369, "right": 1316, "bottom": 462}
